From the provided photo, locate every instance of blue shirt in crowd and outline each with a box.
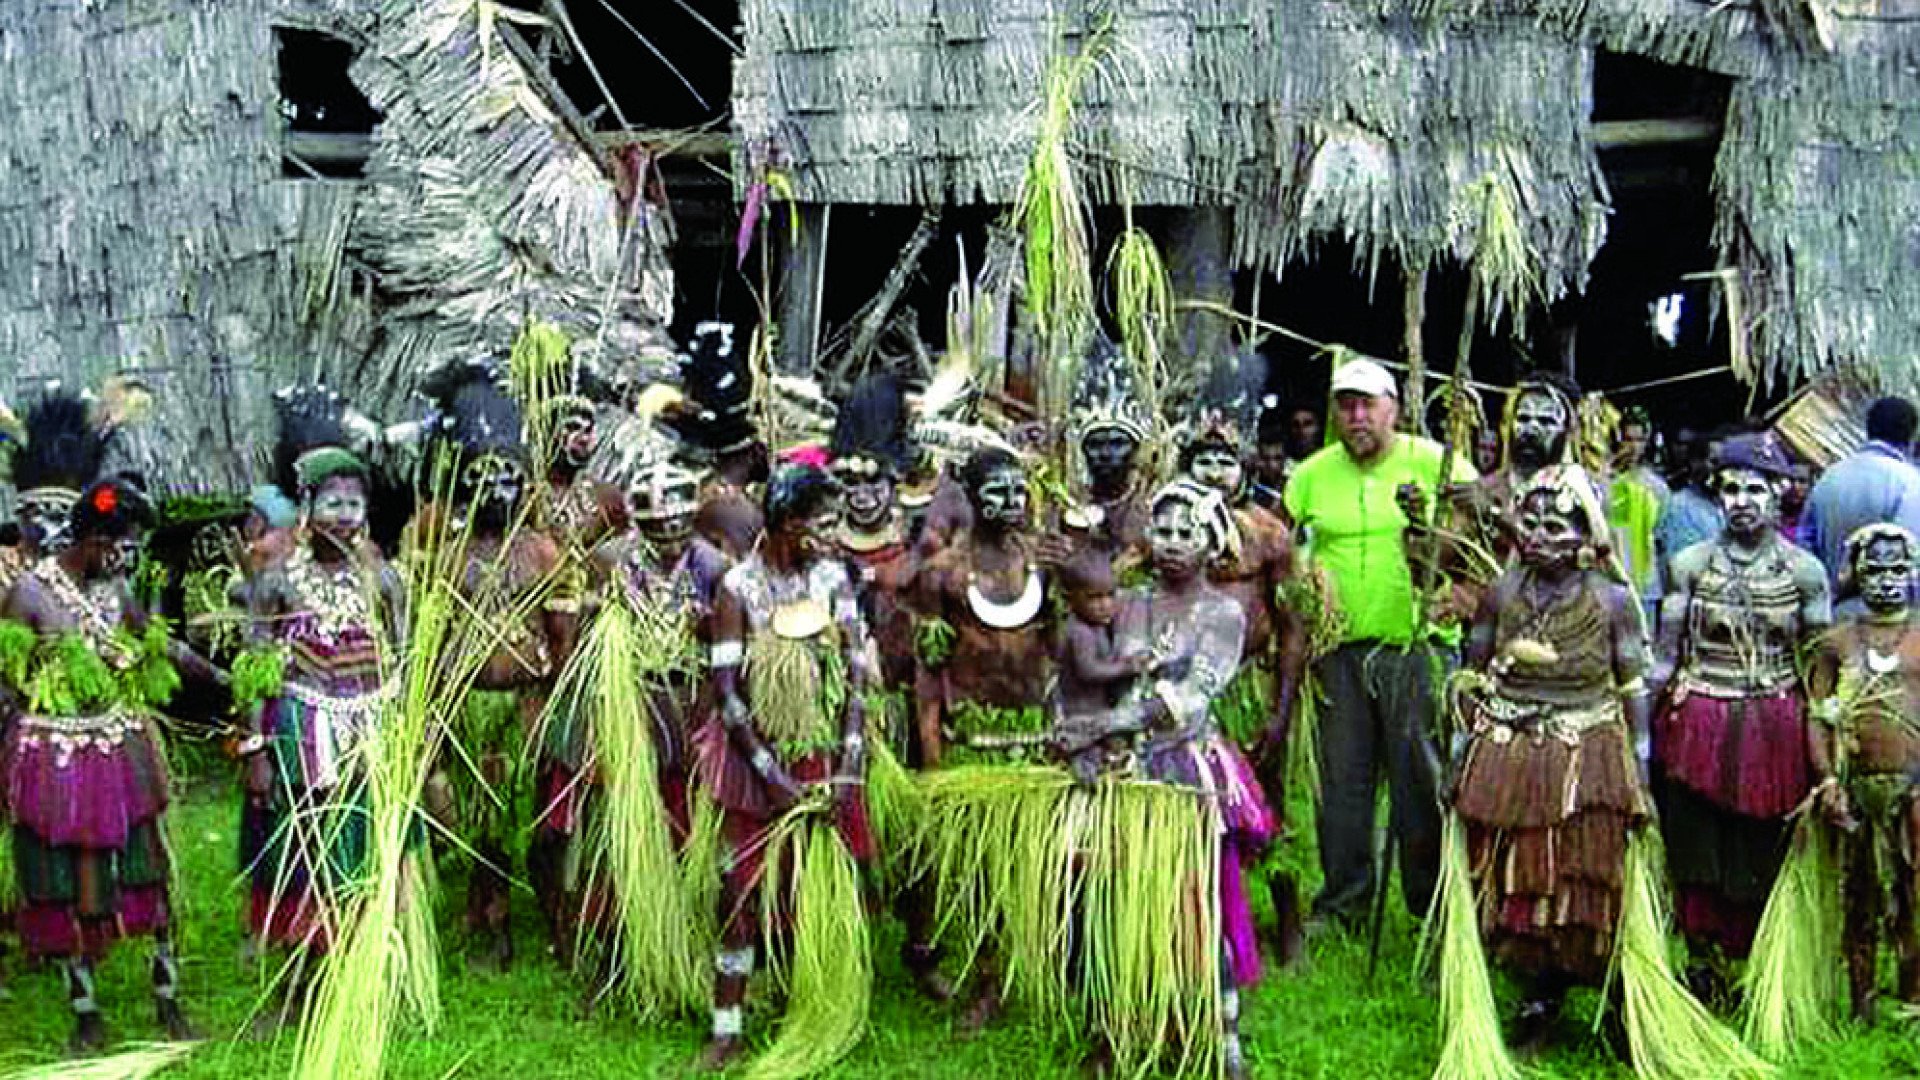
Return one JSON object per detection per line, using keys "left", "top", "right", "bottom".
{"left": 1800, "top": 439, "right": 1920, "bottom": 590}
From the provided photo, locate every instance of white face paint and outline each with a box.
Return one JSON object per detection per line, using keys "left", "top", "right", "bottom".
{"left": 308, "top": 476, "right": 368, "bottom": 553}
{"left": 1146, "top": 498, "right": 1210, "bottom": 577}
{"left": 1715, "top": 466, "right": 1779, "bottom": 537}
{"left": 1189, "top": 446, "right": 1244, "bottom": 496}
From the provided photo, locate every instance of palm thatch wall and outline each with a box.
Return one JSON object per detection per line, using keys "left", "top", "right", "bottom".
{"left": 734, "top": 0, "right": 1920, "bottom": 387}
{"left": 0, "top": 0, "right": 674, "bottom": 501}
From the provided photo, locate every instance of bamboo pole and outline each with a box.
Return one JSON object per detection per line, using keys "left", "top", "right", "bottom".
{"left": 1402, "top": 265, "right": 1428, "bottom": 435}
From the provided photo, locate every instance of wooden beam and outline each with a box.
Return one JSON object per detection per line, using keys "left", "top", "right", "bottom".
{"left": 1592, "top": 117, "right": 1721, "bottom": 150}
{"left": 285, "top": 130, "right": 372, "bottom": 170}
{"left": 597, "top": 129, "right": 734, "bottom": 160}
{"left": 495, "top": 20, "right": 619, "bottom": 179}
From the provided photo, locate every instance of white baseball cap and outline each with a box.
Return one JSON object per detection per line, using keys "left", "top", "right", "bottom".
{"left": 1329, "top": 358, "right": 1397, "bottom": 399}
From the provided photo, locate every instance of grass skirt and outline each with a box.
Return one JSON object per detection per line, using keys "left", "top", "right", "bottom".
{"left": 1454, "top": 707, "right": 1647, "bottom": 983}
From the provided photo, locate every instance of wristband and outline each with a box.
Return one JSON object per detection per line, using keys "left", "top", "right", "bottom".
{"left": 749, "top": 746, "right": 777, "bottom": 777}
{"left": 710, "top": 641, "right": 744, "bottom": 668}
{"left": 236, "top": 733, "right": 268, "bottom": 758}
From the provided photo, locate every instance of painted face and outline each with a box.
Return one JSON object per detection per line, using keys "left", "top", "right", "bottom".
{"left": 1188, "top": 445, "right": 1244, "bottom": 497}
{"left": 1855, "top": 535, "right": 1914, "bottom": 615}
{"left": 1510, "top": 390, "right": 1569, "bottom": 468}
{"left": 837, "top": 471, "right": 895, "bottom": 532}
{"left": 794, "top": 502, "right": 842, "bottom": 560}
{"left": 1333, "top": 391, "right": 1396, "bottom": 462}
{"left": 631, "top": 473, "right": 699, "bottom": 551}
{"left": 16, "top": 503, "right": 67, "bottom": 555}
{"left": 1472, "top": 429, "right": 1503, "bottom": 475}
{"left": 1517, "top": 489, "right": 1586, "bottom": 572}
{"left": 556, "top": 410, "right": 597, "bottom": 470}
{"left": 93, "top": 530, "right": 143, "bottom": 580}
{"left": 308, "top": 475, "right": 368, "bottom": 554}
{"left": 972, "top": 465, "right": 1030, "bottom": 533}
{"left": 1081, "top": 428, "right": 1139, "bottom": 491}
{"left": 1146, "top": 498, "right": 1211, "bottom": 578}
{"left": 465, "top": 453, "right": 527, "bottom": 527}
{"left": 1716, "top": 467, "right": 1779, "bottom": 536}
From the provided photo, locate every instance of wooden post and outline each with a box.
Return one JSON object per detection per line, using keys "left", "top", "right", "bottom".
{"left": 1165, "top": 207, "right": 1235, "bottom": 366}
{"left": 1403, "top": 265, "right": 1428, "bottom": 434}
{"left": 777, "top": 203, "right": 831, "bottom": 375}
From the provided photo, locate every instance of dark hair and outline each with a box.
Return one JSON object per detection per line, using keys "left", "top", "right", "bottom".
{"left": 1060, "top": 551, "right": 1116, "bottom": 595}
{"left": 70, "top": 477, "right": 153, "bottom": 540}
{"left": 1866, "top": 397, "right": 1919, "bottom": 447}
{"left": 763, "top": 464, "right": 836, "bottom": 532}
{"left": 960, "top": 448, "right": 1022, "bottom": 502}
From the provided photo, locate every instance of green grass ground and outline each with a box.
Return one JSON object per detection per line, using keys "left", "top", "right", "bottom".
{"left": 2, "top": 779, "right": 1917, "bottom": 1078}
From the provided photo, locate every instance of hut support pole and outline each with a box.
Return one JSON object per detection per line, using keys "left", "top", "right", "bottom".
{"left": 778, "top": 203, "right": 831, "bottom": 375}
{"left": 1403, "top": 265, "right": 1427, "bottom": 434}
{"left": 1166, "top": 207, "right": 1235, "bottom": 368}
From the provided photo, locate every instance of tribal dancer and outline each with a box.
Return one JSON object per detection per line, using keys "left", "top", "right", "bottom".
{"left": 235, "top": 387, "right": 404, "bottom": 1027}
{"left": 420, "top": 370, "right": 572, "bottom": 973}
{"left": 695, "top": 465, "right": 875, "bottom": 1072}
{"left": 1466, "top": 375, "right": 1581, "bottom": 562}
{"left": 0, "top": 477, "right": 208, "bottom": 1049}
{"left": 912, "top": 447, "right": 1059, "bottom": 1027}
{"left": 1450, "top": 466, "right": 1653, "bottom": 1047}
{"left": 527, "top": 385, "right": 624, "bottom": 958}
{"left": 1180, "top": 357, "right": 1309, "bottom": 967}
{"left": 1063, "top": 341, "right": 1152, "bottom": 563}
{"left": 675, "top": 323, "right": 765, "bottom": 560}
{"left": 7, "top": 390, "right": 109, "bottom": 584}
{"left": 828, "top": 375, "right": 956, "bottom": 1001}
{"left": 1113, "top": 479, "right": 1279, "bottom": 1079}
{"left": 1654, "top": 433, "right": 1831, "bottom": 982}
{"left": 1808, "top": 524, "right": 1920, "bottom": 1020}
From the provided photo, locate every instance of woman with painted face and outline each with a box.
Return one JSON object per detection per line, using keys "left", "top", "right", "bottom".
{"left": 694, "top": 464, "right": 876, "bottom": 1074}
{"left": 1442, "top": 466, "right": 1656, "bottom": 1055}
{"left": 1107, "top": 479, "right": 1279, "bottom": 1080}
{"left": 233, "top": 387, "right": 405, "bottom": 1030}
{"left": 0, "top": 477, "right": 203, "bottom": 1049}
{"left": 1654, "top": 433, "right": 1832, "bottom": 989}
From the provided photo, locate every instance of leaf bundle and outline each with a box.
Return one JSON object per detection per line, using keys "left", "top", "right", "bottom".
{"left": 1614, "top": 831, "right": 1774, "bottom": 1080}
{"left": 1740, "top": 815, "right": 1845, "bottom": 1061}
{"left": 747, "top": 808, "right": 872, "bottom": 1080}
{"left": 0, "top": 1042, "right": 195, "bottom": 1080}
{"left": 1425, "top": 813, "right": 1521, "bottom": 1080}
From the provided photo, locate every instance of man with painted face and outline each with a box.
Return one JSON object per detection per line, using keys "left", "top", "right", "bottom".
{"left": 1283, "top": 358, "right": 1476, "bottom": 925}
{"left": 1805, "top": 523, "right": 1920, "bottom": 1020}
{"left": 0, "top": 477, "right": 209, "bottom": 1049}
{"left": 1470, "top": 376, "right": 1580, "bottom": 560}
{"left": 695, "top": 464, "right": 875, "bottom": 1072}
{"left": 1654, "top": 433, "right": 1831, "bottom": 983}
{"left": 1179, "top": 417, "right": 1310, "bottom": 965}
{"left": 911, "top": 446, "right": 1057, "bottom": 1027}
{"left": 235, "top": 386, "right": 405, "bottom": 1030}
{"left": 1446, "top": 466, "right": 1655, "bottom": 1052}
{"left": 538, "top": 393, "right": 628, "bottom": 556}
{"left": 1065, "top": 343, "right": 1153, "bottom": 561}
{"left": 416, "top": 373, "right": 573, "bottom": 973}
{"left": 5, "top": 390, "right": 109, "bottom": 587}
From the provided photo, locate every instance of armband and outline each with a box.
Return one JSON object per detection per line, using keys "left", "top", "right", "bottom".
{"left": 721, "top": 696, "right": 749, "bottom": 729}
{"left": 841, "top": 730, "right": 865, "bottom": 754}
{"left": 235, "top": 733, "right": 268, "bottom": 758}
{"left": 710, "top": 641, "right": 744, "bottom": 668}
{"left": 1617, "top": 677, "right": 1648, "bottom": 698}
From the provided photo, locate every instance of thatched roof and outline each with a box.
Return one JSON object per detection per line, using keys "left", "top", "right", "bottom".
{"left": 0, "top": 0, "right": 675, "bottom": 500}
{"left": 735, "top": 0, "right": 1920, "bottom": 385}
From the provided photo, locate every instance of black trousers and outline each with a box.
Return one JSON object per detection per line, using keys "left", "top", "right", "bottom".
{"left": 1312, "top": 641, "right": 1443, "bottom": 921}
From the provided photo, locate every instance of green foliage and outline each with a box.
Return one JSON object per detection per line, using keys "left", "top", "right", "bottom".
{"left": 1741, "top": 817, "right": 1847, "bottom": 1061}
{"left": 914, "top": 618, "right": 957, "bottom": 668}
{"left": 228, "top": 647, "right": 287, "bottom": 718}
{"left": 750, "top": 812, "right": 872, "bottom": 1080}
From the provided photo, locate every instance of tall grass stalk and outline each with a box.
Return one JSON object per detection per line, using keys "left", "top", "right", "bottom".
{"left": 509, "top": 318, "right": 575, "bottom": 479}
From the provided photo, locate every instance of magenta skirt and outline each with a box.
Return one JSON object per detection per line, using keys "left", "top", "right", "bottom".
{"left": 1654, "top": 688, "right": 1810, "bottom": 820}
{"left": 3, "top": 711, "right": 170, "bottom": 849}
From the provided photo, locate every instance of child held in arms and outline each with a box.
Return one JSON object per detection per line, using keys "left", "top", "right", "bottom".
{"left": 1053, "top": 551, "right": 1151, "bottom": 782}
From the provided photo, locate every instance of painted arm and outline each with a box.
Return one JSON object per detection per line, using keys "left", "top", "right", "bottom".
{"left": 710, "top": 583, "right": 804, "bottom": 809}
{"left": 833, "top": 573, "right": 871, "bottom": 784}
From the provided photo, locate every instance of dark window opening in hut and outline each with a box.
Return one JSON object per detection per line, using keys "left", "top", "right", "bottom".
{"left": 1576, "top": 51, "right": 1748, "bottom": 426}
{"left": 276, "top": 28, "right": 380, "bottom": 180}
{"left": 527, "top": 0, "right": 739, "bottom": 131}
